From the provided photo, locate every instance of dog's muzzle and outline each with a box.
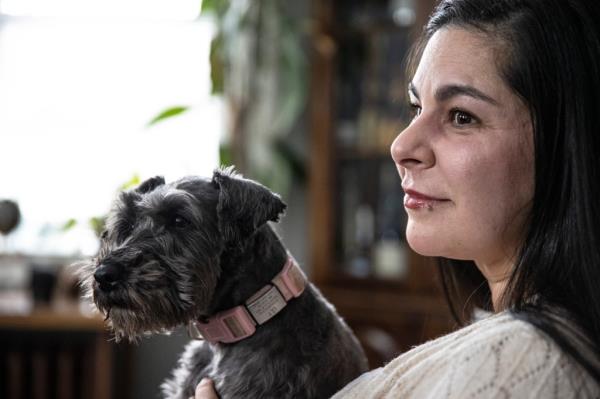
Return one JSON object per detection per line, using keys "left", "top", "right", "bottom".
{"left": 94, "top": 263, "right": 123, "bottom": 291}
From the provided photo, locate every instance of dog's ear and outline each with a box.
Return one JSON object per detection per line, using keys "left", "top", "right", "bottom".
{"left": 212, "top": 168, "right": 287, "bottom": 242}
{"left": 136, "top": 176, "right": 165, "bottom": 194}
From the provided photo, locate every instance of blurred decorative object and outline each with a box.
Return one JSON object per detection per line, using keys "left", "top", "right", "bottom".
{"left": 389, "top": 0, "right": 416, "bottom": 27}
{"left": 0, "top": 199, "right": 21, "bottom": 252}
{"left": 28, "top": 256, "right": 71, "bottom": 307}
{"left": 373, "top": 231, "right": 408, "bottom": 279}
{"left": 0, "top": 255, "right": 29, "bottom": 290}
{"left": 0, "top": 254, "right": 77, "bottom": 315}
{"left": 0, "top": 254, "right": 31, "bottom": 315}
{"left": 53, "top": 263, "right": 84, "bottom": 305}
{"left": 30, "top": 264, "right": 57, "bottom": 306}
{"left": 0, "top": 199, "right": 21, "bottom": 236}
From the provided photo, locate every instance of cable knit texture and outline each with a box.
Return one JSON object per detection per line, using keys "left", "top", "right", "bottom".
{"left": 332, "top": 312, "right": 599, "bottom": 398}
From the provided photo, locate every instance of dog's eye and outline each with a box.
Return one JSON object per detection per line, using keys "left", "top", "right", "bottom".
{"left": 173, "top": 215, "right": 189, "bottom": 228}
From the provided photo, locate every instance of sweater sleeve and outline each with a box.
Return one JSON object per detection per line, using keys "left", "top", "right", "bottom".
{"left": 332, "top": 314, "right": 598, "bottom": 399}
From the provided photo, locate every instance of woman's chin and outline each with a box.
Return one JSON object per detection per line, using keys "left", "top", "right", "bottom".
{"left": 406, "top": 233, "right": 453, "bottom": 258}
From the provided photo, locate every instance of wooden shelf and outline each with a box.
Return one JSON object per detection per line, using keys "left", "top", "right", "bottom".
{"left": 0, "top": 307, "right": 105, "bottom": 332}
{"left": 308, "top": 0, "right": 450, "bottom": 368}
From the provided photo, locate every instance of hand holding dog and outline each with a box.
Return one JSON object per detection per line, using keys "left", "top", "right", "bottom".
{"left": 192, "top": 379, "right": 218, "bottom": 399}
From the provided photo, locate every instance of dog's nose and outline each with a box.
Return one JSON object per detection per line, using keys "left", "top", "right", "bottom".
{"left": 94, "top": 263, "right": 123, "bottom": 289}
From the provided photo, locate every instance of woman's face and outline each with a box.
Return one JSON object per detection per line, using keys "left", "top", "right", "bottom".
{"left": 391, "top": 27, "right": 534, "bottom": 275}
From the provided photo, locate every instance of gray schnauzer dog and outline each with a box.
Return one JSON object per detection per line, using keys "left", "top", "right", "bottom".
{"left": 79, "top": 168, "right": 368, "bottom": 398}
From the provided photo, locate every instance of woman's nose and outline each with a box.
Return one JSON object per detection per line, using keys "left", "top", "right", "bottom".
{"left": 390, "top": 119, "right": 435, "bottom": 171}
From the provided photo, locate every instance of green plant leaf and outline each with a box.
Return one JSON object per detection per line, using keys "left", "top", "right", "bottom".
{"left": 61, "top": 218, "right": 77, "bottom": 232}
{"left": 219, "top": 142, "right": 233, "bottom": 166}
{"left": 201, "top": 0, "right": 229, "bottom": 17}
{"left": 201, "top": 0, "right": 214, "bottom": 13}
{"left": 147, "top": 106, "right": 190, "bottom": 126}
{"left": 120, "top": 174, "right": 141, "bottom": 190}
{"left": 89, "top": 216, "right": 107, "bottom": 238}
{"left": 210, "top": 35, "right": 225, "bottom": 95}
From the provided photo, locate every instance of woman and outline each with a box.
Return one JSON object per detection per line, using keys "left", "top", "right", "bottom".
{"left": 195, "top": 0, "right": 600, "bottom": 397}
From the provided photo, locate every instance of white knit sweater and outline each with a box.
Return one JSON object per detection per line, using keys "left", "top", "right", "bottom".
{"left": 332, "top": 312, "right": 599, "bottom": 398}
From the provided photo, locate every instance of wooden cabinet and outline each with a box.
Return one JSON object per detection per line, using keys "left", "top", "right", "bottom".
{"left": 308, "top": 0, "right": 455, "bottom": 368}
{"left": 0, "top": 308, "right": 132, "bottom": 399}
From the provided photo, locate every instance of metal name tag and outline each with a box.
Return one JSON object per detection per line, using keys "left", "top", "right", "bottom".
{"left": 246, "top": 285, "right": 287, "bottom": 325}
{"left": 187, "top": 320, "right": 205, "bottom": 341}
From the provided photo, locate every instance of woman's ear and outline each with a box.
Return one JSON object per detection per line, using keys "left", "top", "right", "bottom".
{"left": 212, "top": 167, "right": 287, "bottom": 243}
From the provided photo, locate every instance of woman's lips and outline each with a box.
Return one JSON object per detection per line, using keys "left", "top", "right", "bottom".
{"left": 403, "top": 189, "right": 449, "bottom": 210}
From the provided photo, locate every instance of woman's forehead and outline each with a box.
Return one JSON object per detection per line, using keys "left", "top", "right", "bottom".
{"left": 412, "top": 27, "right": 511, "bottom": 103}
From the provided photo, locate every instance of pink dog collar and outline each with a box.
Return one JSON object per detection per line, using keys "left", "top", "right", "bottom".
{"left": 187, "top": 256, "right": 307, "bottom": 344}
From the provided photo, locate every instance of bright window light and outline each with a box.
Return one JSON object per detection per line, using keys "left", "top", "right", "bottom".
{"left": 0, "top": 6, "right": 223, "bottom": 256}
{"left": 1, "top": 0, "right": 201, "bottom": 20}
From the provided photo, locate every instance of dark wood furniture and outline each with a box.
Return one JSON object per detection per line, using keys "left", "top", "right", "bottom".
{"left": 308, "top": 0, "right": 455, "bottom": 368}
{"left": 0, "top": 306, "right": 131, "bottom": 399}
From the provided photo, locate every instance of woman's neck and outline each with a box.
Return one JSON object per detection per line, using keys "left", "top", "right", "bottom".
{"left": 475, "top": 257, "right": 514, "bottom": 311}
{"left": 489, "top": 278, "right": 509, "bottom": 311}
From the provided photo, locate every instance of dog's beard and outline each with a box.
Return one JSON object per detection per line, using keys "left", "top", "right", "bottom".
{"left": 102, "top": 305, "right": 178, "bottom": 342}
{"left": 76, "top": 257, "right": 218, "bottom": 342}
{"left": 93, "top": 282, "right": 198, "bottom": 342}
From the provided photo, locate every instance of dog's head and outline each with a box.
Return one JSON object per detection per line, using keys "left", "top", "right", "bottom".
{"left": 78, "top": 167, "right": 286, "bottom": 341}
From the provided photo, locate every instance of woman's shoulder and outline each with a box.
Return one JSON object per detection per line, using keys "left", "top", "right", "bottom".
{"left": 332, "top": 311, "right": 599, "bottom": 399}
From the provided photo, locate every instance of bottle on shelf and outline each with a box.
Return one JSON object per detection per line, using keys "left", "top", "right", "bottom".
{"left": 373, "top": 229, "right": 408, "bottom": 280}
{"left": 348, "top": 203, "right": 375, "bottom": 278}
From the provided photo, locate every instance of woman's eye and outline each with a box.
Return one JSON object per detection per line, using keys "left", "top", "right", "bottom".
{"left": 450, "top": 109, "right": 475, "bottom": 126}
{"left": 409, "top": 103, "right": 422, "bottom": 120}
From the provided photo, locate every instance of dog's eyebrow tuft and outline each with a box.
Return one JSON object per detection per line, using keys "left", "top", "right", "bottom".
{"left": 145, "top": 191, "right": 203, "bottom": 225}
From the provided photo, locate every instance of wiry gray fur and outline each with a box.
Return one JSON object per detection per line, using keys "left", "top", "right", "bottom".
{"left": 78, "top": 167, "right": 368, "bottom": 398}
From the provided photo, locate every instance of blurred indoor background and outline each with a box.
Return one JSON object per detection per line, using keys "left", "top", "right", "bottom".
{"left": 0, "top": 1, "right": 451, "bottom": 398}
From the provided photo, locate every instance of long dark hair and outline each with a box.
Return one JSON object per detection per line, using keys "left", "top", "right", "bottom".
{"left": 412, "top": 0, "right": 600, "bottom": 384}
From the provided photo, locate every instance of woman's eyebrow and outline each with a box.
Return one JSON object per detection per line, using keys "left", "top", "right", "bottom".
{"left": 408, "top": 82, "right": 420, "bottom": 100}
{"left": 408, "top": 82, "right": 500, "bottom": 106}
